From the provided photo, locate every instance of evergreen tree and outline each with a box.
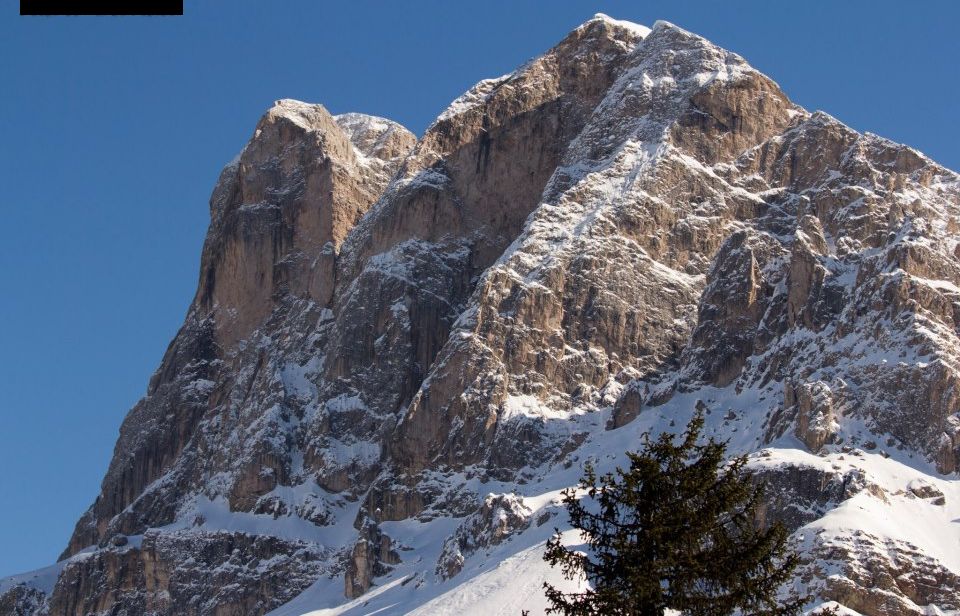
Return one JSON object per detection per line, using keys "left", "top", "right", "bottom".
{"left": 542, "top": 410, "right": 804, "bottom": 615}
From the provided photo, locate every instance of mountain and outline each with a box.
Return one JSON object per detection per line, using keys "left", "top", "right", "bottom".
{"left": 3, "top": 14, "right": 959, "bottom": 616}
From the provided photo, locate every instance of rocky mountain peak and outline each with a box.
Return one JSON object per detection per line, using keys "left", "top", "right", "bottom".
{"left": 334, "top": 112, "right": 416, "bottom": 172}
{"left": 3, "top": 14, "right": 959, "bottom": 616}
{"left": 196, "top": 98, "right": 415, "bottom": 347}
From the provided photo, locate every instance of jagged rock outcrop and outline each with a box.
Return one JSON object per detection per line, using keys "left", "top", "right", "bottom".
{"left": 3, "top": 14, "right": 958, "bottom": 616}
{"left": 59, "top": 101, "right": 416, "bottom": 562}
{"left": 786, "top": 380, "right": 839, "bottom": 451}
{"left": 435, "top": 493, "right": 532, "bottom": 580}
{"left": 751, "top": 452, "right": 878, "bottom": 532}
{"left": 0, "top": 585, "right": 45, "bottom": 616}
{"left": 751, "top": 451, "right": 960, "bottom": 616}
{"left": 808, "top": 532, "right": 960, "bottom": 615}
{"left": 48, "top": 532, "right": 325, "bottom": 616}
{"left": 344, "top": 522, "right": 400, "bottom": 599}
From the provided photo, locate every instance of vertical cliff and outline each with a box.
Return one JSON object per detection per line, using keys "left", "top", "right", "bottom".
{"left": 2, "top": 14, "right": 958, "bottom": 616}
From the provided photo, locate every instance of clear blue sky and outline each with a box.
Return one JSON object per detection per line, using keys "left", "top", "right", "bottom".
{"left": 0, "top": 0, "right": 956, "bottom": 577}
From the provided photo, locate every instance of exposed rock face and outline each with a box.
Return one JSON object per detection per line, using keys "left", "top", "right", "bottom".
{"left": 59, "top": 101, "right": 416, "bottom": 561}
{"left": 435, "top": 493, "right": 532, "bottom": 580}
{"left": 0, "top": 586, "right": 45, "bottom": 616}
{"left": 809, "top": 532, "right": 960, "bottom": 615}
{"left": 46, "top": 532, "right": 325, "bottom": 616}
{"left": 343, "top": 522, "right": 400, "bottom": 599}
{"left": 751, "top": 452, "right": 960, "bottom": 616}
{"left": 3, "top": 14, "right": 959, "bottom": 616}
{"left": 787, "top": 380, "right": 839, "bottom": 451}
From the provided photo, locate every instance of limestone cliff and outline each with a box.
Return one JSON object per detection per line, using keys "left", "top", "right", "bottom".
{"left": 2, "top": 15, "right": 958, "bottom": 616}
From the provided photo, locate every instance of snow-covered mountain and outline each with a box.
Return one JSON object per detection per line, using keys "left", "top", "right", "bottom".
{"left": 3, "top": 15, "right": 959, "bottom": 616}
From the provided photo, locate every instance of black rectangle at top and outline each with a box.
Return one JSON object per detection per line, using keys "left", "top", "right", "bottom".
{"left": 21, "top": 0, "right": 183, "bottom": 15}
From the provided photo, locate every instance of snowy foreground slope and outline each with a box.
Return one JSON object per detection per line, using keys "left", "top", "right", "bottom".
{"left": 3, "top": 14, "right": 960, "bottom": 616}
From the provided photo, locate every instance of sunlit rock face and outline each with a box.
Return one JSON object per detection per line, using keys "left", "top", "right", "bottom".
{"left": 3, "top": 14, "right": 959, "bottom": 616}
